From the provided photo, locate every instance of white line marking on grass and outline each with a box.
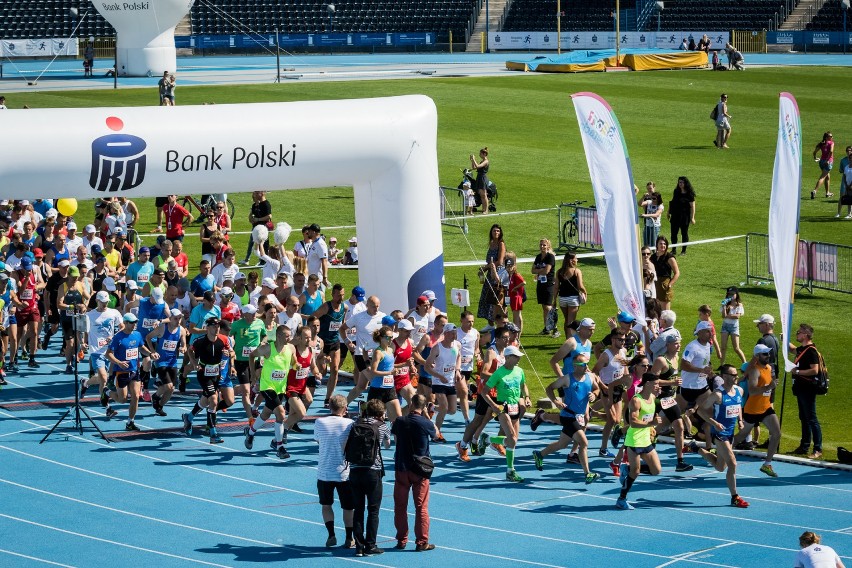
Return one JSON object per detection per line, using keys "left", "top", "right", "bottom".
{"left": 0, "top": 548, "right": 76, "bottom": 567}
{"left": 654, "top": 542, "right": 739, "bottom": 568}
{"left": 0, "top": 513, "right": 232, "bottom": 567}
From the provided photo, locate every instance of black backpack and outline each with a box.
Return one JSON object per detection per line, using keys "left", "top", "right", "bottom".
{"left": 344, "top": 418, "right": 381, "bottom": 467}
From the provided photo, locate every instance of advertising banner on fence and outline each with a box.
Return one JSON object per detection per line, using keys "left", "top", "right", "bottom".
{"left": 0, "top": 38, "right": 78, "bottom": 57}
{"left": 571, "top": 93, "right": 645, "bottom": 323}
{"left": 769, "top": 92, "right": 802, "bottom": 372}
{"left": 489, "top": 31, "right": 729, "bottom": 51}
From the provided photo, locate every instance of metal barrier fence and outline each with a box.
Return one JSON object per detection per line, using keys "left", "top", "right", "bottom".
{"left": 745, "top": 232, "right": 852, "bottom": 294}
{"left": 77, "top": 37, "right": 115, "bottom": 60}
{"left": 556, "top": 201, "right": 603, "bottom": 252}
{"left": 732, "top": 30, "right": 766, "bottom": 53}
{"left": 439, "top": 186, "right": 468, "bottom": 234}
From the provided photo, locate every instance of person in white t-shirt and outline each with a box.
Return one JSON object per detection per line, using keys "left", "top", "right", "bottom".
{"left": 679, "top": 320, "right": 715, "bottom": 442}
{"left": 341, "top": 295, "right": 385, "bottom": 404}
{"left": 305, "top": 223, "right": 329, "bottom": 287}
{"left": 314, "top": 394, "right": 355, "bottom": 549}
{"left": 78, "top": 291, "right": 123, "bottom": 402}
{"left": 795, "top": 531, "right": 845, "bottom": 568}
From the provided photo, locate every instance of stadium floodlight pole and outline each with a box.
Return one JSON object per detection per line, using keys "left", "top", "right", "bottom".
{"left": 844, "top": 0, "right": 850, "bottom": 55}
{"left": 275, "top": 27, "right": 281, "bottom": 83}
{"left": 557, "top": 0, "right": 561, "bottom": 54}
{"left": 485, "top": 0, "right": 490, "bottom": 53}
{"left": 114, "top": 32, "right": 118, "bottom": 89}
{"left": 327, "top": 4, "right": 335, "bottom": 33}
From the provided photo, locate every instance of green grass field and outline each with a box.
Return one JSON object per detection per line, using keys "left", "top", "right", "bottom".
{"left": 12, "top": 65, "right": 852, "bottom": 455}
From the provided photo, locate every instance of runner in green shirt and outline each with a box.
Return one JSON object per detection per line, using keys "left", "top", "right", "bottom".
{"left": 617, "top": 373, "right": 663, "bottom": 511}
{"left": 480, "top": 345, "right": 531, "bottom": 482}
{"left": 230, "top": 304, "right": 267, "bottom": 423}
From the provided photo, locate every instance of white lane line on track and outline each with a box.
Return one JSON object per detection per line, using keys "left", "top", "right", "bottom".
{"left": 654, "top": 542, "right": 739, "bottom": 568}
{"left": 0, "top": 548, "right": 76, "bottom": 567}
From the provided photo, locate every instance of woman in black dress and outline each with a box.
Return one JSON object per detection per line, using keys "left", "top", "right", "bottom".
{"left": 476, "top": 223, "right": 505, "bottom": 324}
{"left": 650, "top": 236, "right": 679, "bottom": 311}
{"left": 470, "top": 147, "right": 490, "bottom": 214}
{"left": 667, "top": 176, "right": 696, "bottom": 256}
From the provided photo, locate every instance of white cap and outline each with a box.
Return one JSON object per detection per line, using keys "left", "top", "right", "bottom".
{"left": 95, "top": 290, "right": 110, "bottom": 303}
{"left": 58, "top": 259, "right": 71, "bottom": 268}
{"left": 503, "top": 346, "right": 523, "bottom": 358}
{"left": 262, "top": 277, "right": 277, "bottom": 289}
{"left": 396, "top": 319, "right": 414, "bottom": 331}
{"left": 349, "top": 237, "right": 357, "bottom": 243}
{"left": 45, "top": 208, "right": 58, "bottom": 219}
{"left": 754, "top": 344, "right": 772, "bottom": 355}
{"left": 83, "top": 259, "right": 94, "bottom": 269}
{"left": 443, "top": 323, "right": 457, "bottom": 333}
{"left": 84, "top": 224, "right": 96, "bottom": 233}
{"left": 150, "top": 287, "right": 164, "bottom": 303}
{"left": 241, "top": 304, "right": 258, "bottom": 315}
{"left": 19, "top": 200, "right": 29, "bottom": 206}
{"left": 753, "top": 314, "right": 775, "bottom": 324}
{"left": 103, "top": 277, "right": 117, "bottom": 291}
{"left": 67, "top": 221, "right": 77, "bottom": 230}
{"left": 235, "top": 272, "right": 247, "bottom": 280}
{"left": 421, "top": 290, "right": 437, "bottom": 301}
{"left": 169, "top": 308, "right": 183, "bottom": 317}
{"left": 220, "top": 286, "right": 233, "bottom": 296}
{"left": 579, "top": 318, "right": 596, "bottom": 328}
{"left": 126, "top": 280, "right": 139, "bottom": 290}
{"left": 694, "top": 320, "right": 712, "bottom": 334}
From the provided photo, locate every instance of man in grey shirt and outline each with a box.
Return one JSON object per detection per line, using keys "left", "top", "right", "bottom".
{"left": 314, "top": 394, "right": 355, "bottom": 548}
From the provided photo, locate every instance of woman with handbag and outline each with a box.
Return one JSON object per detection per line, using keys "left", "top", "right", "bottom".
{"left": 555, "top": 251, "right": 587, "bottom": 337}
{"left": 476, "top": 224, "right": 505, "bottom": 325}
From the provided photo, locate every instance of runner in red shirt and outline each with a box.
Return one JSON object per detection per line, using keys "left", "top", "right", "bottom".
{"left": 162, "top": 195, "right": 193, "bottom": 242}
{"left": 218, "top": 288, "right": 241, "bottom": 323}
{"left": 281, "top": 326, "right": 320, "bottom": 442}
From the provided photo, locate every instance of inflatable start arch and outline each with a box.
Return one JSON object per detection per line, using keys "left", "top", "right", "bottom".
{"left": 0, "top": 95, "right": 445, "bottom": 311}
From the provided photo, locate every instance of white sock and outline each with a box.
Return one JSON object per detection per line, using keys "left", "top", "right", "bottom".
{"left": 460, "top": 441, "right": 468, "bottom": 449}
{"left": 274, "top": 421, "right": 284, "bottom": 443}
{"left": 250, "top": 417, "right": 268, "bottom": 435}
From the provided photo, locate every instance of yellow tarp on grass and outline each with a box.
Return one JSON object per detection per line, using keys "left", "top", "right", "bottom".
{"left": 622, "top": 51, "right": 708, "bottom": 71}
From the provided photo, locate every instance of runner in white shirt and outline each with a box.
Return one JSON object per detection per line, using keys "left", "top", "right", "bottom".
{"left": 455, "top": 311, "right": 479, "bottom": 424}
{"left": 79, "top": 291, "right": 123, "bottom": 402}
{"left": 340, "top": 295, "right": 384, "bottom": 405}
{"left": 679, "top": 320, "right": 715, "bottom": 441}
{"left": 407, "top": 296, "right": 431, "bottom": 348}
{"left": 211, "top": 249, "right": 239, "bottom": 288}
{"left": 426, "top": 323, "right": 462, "bottom": 442}
{"left": 277, "top": 295, "right": 303, "bottom": 333}
{"left": 592, "top": 336, "right": 628, "bottom": 458}
{"left": 305, "top": 224, "right": 329, "bottom": 287}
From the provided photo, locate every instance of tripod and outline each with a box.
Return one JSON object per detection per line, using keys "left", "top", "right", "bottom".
{"left": 40, "top": 312, "right": 111, "bottom": 444}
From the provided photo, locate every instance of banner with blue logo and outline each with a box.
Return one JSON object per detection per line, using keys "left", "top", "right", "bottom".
{"left": 182, "top": 32, "right": 433, "bottom": 50}
{"left": 0, "top": 38, "right": 78, "bottom": 57}
{"left": 488, "top": 31, "right": 729, "bottom": 51}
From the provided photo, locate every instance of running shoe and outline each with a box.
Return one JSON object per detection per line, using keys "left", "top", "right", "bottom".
{"left": 78, "top": 380, "right": 88, "bottom": 399}
{"left": 291, "top": 423, "right": 303, "bottom": 434}
{"left": 477, "top": 432, "right": 489, "bottom": 456}
{"left": 533, "top": 450, "right": 544, "bottom": 471}
{"left": 551, "top": 330, "right": 561, "bottom": 338}
{"left": 323, "top": 398, "right": 330, "bottom": 409}
{"left": 182, "top": 413, "right": 193, "bottom": 436}
{"left": 598, "top": 449, "right": 615, "bottom": 458}
{"left": 20, "top": 351, "right": 29, "bottom": 361}
{"left": 415, "top": 543, "right": 436, "bottom": 552}
{"left": 759, "top": 464, "right": 777, "bottom": 478}
{"left": 619, "top": 463, "right": 629, "bottom": 487}
{"left": 811, "top": 189, "right": 816, "bottom": 200}
{"left": 675, "top": 461, "right": 694, "bottom": 472}
{"left": 790, "top": 445, "right": 809, "bottom": 455}
{"left": 325, "top": 535, "right": 337, "bottom": 548}
{"left": 105, "top": 407, "right": 118, "bottom": 419}
{"left": 505, "top": 469, "right": 524, "bottom": 482}
{"left": 491, "top": 443, "right": 506, "bottom": 456}
{"left": 539, "top": 328, "right": 549, "bottom": 335}
{"left": 609, "top": 460, "right": 621, "bottom": 477}
{"left": 455, "top": 442, "right": 471, "bottom": 463}
{"left": 0, "top": 376, "right": 6, "bottom": 386}
{"left": 141, "top": 390, "right": 152, "bottom": 403}
{"left": 276, "top": 444, "right": 291, "bottom": 459}
{"left": 154, "top": 405, "right": 167, "bottom": 417}
{"left": 99, "top": 389, "right": 109, "bottom": 407}
{"left": 585, "top": 472, "right": 600, "bottom": 484}
{"left": 435, "top": 433, "right": 447, "bottom": 443}
{"left": 28, "top": 359, "right": 40, "bottom": 369}
{"left": 610, "top": 424, "right": 623, "bottom": 448}
{"left": 566, "top": 452, "right": 580, "bottom": 465}
{"left": 530, "top": 409, "right": 545, "bottom": 432}
{"left": 731, "top": 495, "right": 749, "bottom": 508}
{"left": 125, "top": 421, "right": 140, "bottom": 432}
{"left": 615, "top": 498, "right": 634, "bottom": 510}
{"left": 808, "top": 451, "right": 823, "bottom": 460}
{"left": 363, "top": 547, "right": 383, "bottom": 556}
{"left": 243, "top": 427, "right": 254, "bottom": 450}
{"left": 209, "top": 428, "right": 224, "bottom": 444}
{"left": 65, "top": 364, "right": 73, "bottom": 374}
{"left": 270, "top": 438, "right": 278, "bottom": 450}
{"left": 342, "top": 539, "right": 355, "bottom": 549}
{"left": 687, "top": 441, "right": 701, "bottom": 454}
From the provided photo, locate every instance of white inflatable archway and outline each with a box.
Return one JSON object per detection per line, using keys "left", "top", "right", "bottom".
{"left": 0, "top": 95, "right": 445, "bottom": 312}
{"left": 93, "top": 0, "right": 193, "bottom": 77}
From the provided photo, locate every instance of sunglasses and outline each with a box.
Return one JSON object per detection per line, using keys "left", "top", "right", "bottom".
{"left": 382, "top": 335, "right": 394, "bottom": 340}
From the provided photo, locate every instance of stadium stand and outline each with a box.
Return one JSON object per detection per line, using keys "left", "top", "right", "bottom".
{"left": 502, "top": 0, "right": 633, "bottom": 32}
{"left": 650, "top": 0, "right": 787, "bottom": 31}
{"left": 806, "top": 0, "right": 843, "bottom": 30}
{"left": 0, "top": 0, "right": 114, "bottom": 39}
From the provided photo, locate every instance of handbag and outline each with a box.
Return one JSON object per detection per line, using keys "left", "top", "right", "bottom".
{"left": 405, "top": 418, "right": 434, "bottom": 479}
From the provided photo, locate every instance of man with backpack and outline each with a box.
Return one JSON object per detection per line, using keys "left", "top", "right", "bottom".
{"left": 790, "top": 323, "right": 824, "bottom": 460}
{"left": 345, "top": 399, "right": 391, "bottom": 557}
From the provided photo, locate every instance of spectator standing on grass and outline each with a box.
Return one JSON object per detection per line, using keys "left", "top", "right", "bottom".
{"left": 314, "top": 394, "right": 355, "bottom": 549}
{"left": 0, "top": 96, "right": 7, "bottom": 109}
{"left": 199, "top": 210, "right": 218, "bottom": 265}
{"left": 532, "top": 238, "right": 557, "bottom": 337}
{"left": 795, "top": 531, "right": 846, "bottom": 568}
{"left": 789, "top": 323, "right": 823, "bottom": 460}
{"left": 812, "top": 132, "right": 835, "bottom": 199}
{"left": 719, "top": 286, "right": 746, "bottom": 365}
{"left": 650, "top": 237, "right": 678, "bottom": 311}
{"left": 713, "top": 94, "right": 732, "bottom": 149}
{"left": 836, "top": 145, "right": 852, "bottom": 218}
{"left": 667, "top": 177, "right": 696, "bottom": 255}
{"left": 469, "top": 147, "right": 490, "bottom": 215}
{"left": 163, "top": 74, "right": 176, "bottom": 106}
{"left": 392, "top": 393, "right": 436, "bottom": 552}
{"left": 639, "top": 182, "right": 664, "bottom": 248}
{"left": 163, "top": 195, "right": 192, "bottom": 242}
{"left": 555, "top": 250, "right": 586, "bottom": 338}
{"left": 476, "top": 224, "right": 505, "bottom": 324}
{"left": 242, "top": 191, "right": 272, "bottom": 265}
{"left": 157, "top": 71, "right": 169, "bottom": 106}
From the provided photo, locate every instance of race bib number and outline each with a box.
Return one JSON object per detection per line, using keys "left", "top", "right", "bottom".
{"left": 575, "top": 414, "right": 586, "bottom": 427}
{"left": 125, "top": 347, "right": 138, "bottom": 360}
{"left": 142, "top": 318, "right": 158, "bottom": 329}
{"left": 641, "top": 413, "right": 654, "bottom": 423}
{"left": 417, "top": 326, "right": 427, "bottom": 336}
{"left": 506, "top": 403, "right": 519, "bottom": 415}
{"left": 393, "top": 366, "right": 408, "bottom": 376}
{"left": 295, "top": 367, "right": 309, "bottom": 380}
{"left": 204, "top": 364, "right": 219, "bottom": 377}
{"left": 162, "top": 340, "right": 178, "bottom": 352}
{"left": 20, "top": 289, "right": 33, "bottom": 300}
{"left": 270, "top": 369, "right": 287, "bottom": 380}
{"left": 382, "top": 375, "right": 394, "bottom": 387}
{"left": 66, "top": 308, "right": 75, "bottom": 317}
{"left": 365, "top": 348, "right": 374, "bottom": 359}
{"left": 329, "top": 321, "right": 341, "bottom": 332}
{"left": 725, "top": 405, "right": 740, "bottom": 418}
{"left": 762, "top": 389, "right": 772, "bottom": 397}
{"left": 538, "top": 275, "right": 547, "bottom": 283}
{"left": 347, "top": 326, "right": 356, "bottom": 338}
{"left": 242, "top": 346, "right": 254, "bottom": 357}
{"left": 442, "top": 365, "right": 455, "bottom": 375}
{"left": 97, "top": 338, "right": 109, "bottom": 348}
{"left": 461, "top": 355, "right": 473, "bottom": 368}
{"left": 137, "top": 273, "right": 149, "bottom": 283}
{"left": 660, "top": 397, "right": 677, "bottom": 410}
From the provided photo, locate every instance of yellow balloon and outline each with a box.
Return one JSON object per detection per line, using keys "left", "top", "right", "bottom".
{"left": 56, "top": 198, "right": 78, "bottom": 217}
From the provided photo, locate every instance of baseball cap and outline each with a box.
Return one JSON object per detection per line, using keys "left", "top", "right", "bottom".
{"left": 352, "top": 286, "right": 365, "bottom": 301}
{"left": 83, "top": 259, "right": 94, "bottom": 269}
{"left": 421, "top": 290, "right": 437, "bottom": 301}
{"left": 503, "top": 346, "right": 523, "bottom": 358}
{"left": 617, "top": 311, "right": 636, "bottom": 323}
{"left": 152, "top": 268, "right": 165, "bottom": 276}
{"left": 665, "top": 333, "right": 681, "bottom": 344}
{"left": 579, "top": 318, "right": 596, "bottom": 328}
{"left": 220, "top": 286, "right": 234, "bottom": 297}
{"left": 754, "top": 344, "right": 772, "bottom": 355}
{"left": 113, "top": 227, "right": 125, "bottom": 236}
{"left": 123, "top": 312, "right": 138, "bottom": 322}
{"left": 396, "top": 319, "right": 414, "bottom": 331}
{"left": 416, "top": 295, "right": 430, "bottom": 305}
{"left": 150, "top": 288, "right": 164, "bottom": 303}
{"left": 443, "top": 323, "right": 457, "bottom": 333}
{"left": 126, "top": 280, "right": 139, "bottom": 290}
{"left": 67, "top": 221, "right": 77, "bottom": 230}
{"left": 462, "top": 179, "right": 472, "bottom": 187}
{"left": 84, "top": 224, "right": 96, "bottom": 233}
{"left": 202, "top": 290, "right": 216, "bottom": 302}
{"left": 156, "top": 235, "right": 166, "bottom": 244}
{"left": 58, "top": 259, "right": 70, "bottom": 268}
{"left": 506, "top": 322, "right": 521, "bottom": 333}
{"left": 68, "top": 266, "right": 80, "bottom": 277}
{"left": 205, "top": 317, "right": 221, "bottom": 325}
{"left": 169, "top": 308, "right": 182, "bottom": 317}
{"left": 139, "top": 246, "right": 150, "bottom": 254}
{"left": 753, "top": 314, "right": 775, "bottom": 325}
{"left": 262, "top": 277, "right": 277, "bottom": 289}
{"left": 33, "top": 248, "right": 44, "bottom": 258}
{"left": 694, "top": 320, "right": 712, "bottom": 334}
{"left": 0, "top": 273, "right": 9, "bottom": 281}
{"left": 103, "top": 277, "right": 117, "bottom": 291}
{"left": 241, "top": 304, "right": 258, "bottom": 315}
{"left": 235, "top": 272, "right": 247, "bottom": 281}
{"left": 45, "top": 208, "right": 58, "bottom": 219}
{"left": 349, "top": 237, "right": 357, "bottom": 243}
{"left": 381, "top": 315, "right": 397, "bottom": 327}
{"left": 95, "top": 290, "right": 110, "bottom": 303}
{"left": 329, "top": 237, "right": 337, "bottom": 243}
{"left": 20, "top": 257, "right": 33, "bottom": 270}
{"left": 176, "top": 278, "right": 189, "bottom": 292}
{"left": 726, "top": 285, "right": 739, "bottom": 294}
{"left": 91, "top": 244, "right": 102, "bottom": 255}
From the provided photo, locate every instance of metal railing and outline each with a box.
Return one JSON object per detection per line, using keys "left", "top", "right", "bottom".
{"left": 745, "top": 232, "right": 852, "bottom": 294}
{"left": 439, "top": 186, "right": 469, "bottom": 234}
{"left": 556, "top": 202, "right": 603, "bottom": 252}
{"left": 732, "top": 30, "right": 767, "bottom": 52}
{"left": 77, "top": 37, "right": 115, "bottom": 59}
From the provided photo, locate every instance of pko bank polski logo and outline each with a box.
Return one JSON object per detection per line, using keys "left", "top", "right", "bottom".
{"left": 89, "top": 116, "right": 147, "bottom": 192}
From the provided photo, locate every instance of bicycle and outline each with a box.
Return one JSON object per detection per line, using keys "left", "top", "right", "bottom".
{"left": 179, "top": 194, "right": 235, "bottom": 221}
{"left": 560, "top": 200, "right": 588, "bottom": 248}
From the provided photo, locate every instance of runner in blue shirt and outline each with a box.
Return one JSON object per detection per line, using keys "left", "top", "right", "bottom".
{"left": 126, "top": 246, "right": 155, "bottom": 289}
{"left": 104, "top": 313, "right": 150, "bottom": 431}
{"left": 146, "top": 308, "right": 186, "bottom": 417}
